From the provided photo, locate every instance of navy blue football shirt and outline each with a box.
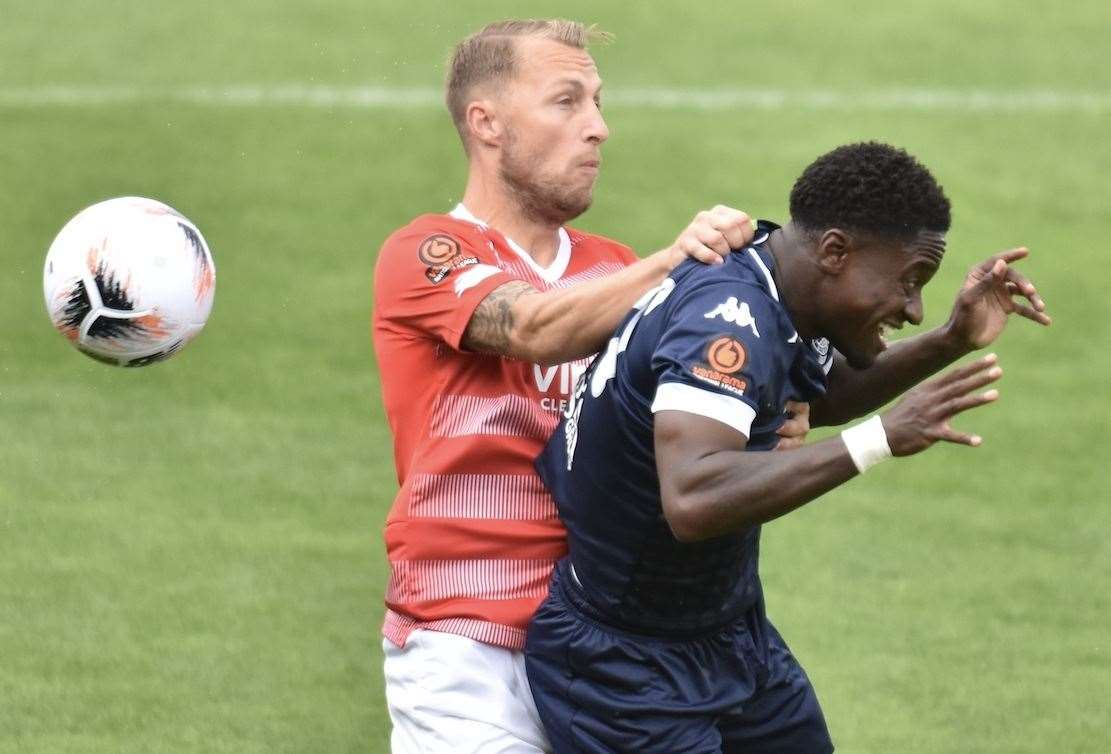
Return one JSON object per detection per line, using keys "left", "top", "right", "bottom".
{"left": 536, "top": 222, "right": 834, "bottom": 636}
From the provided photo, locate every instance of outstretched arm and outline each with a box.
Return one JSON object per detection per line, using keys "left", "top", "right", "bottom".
{"left": 462, "top": 207, "right": 755, "bottom": 364}
{"left": 811, "top": 248, "right": 1050, "bottom": 427}
{"left": 657, "top": 355, "right": 1002, "bottom": 542}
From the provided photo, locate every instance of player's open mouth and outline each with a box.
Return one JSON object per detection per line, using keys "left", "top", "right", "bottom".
{"left": 876, "top": 320, "right": 904, "bottom": 351}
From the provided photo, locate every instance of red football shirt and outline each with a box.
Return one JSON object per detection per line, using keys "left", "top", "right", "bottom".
{"left": 373, "top": 204, "right": 636, "bottom": 650}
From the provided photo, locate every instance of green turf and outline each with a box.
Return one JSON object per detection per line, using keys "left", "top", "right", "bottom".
{"left": 2, "top": 1, "right": 1109, "bottom": 752}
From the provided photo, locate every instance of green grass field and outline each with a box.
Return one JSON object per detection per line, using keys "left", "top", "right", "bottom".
{"left": 2, "top": 1, "right": 1109, "bottom": 752}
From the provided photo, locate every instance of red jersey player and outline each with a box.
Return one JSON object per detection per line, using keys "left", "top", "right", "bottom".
{"left": 373, "top": 19, "right": 795, "bottom": 753}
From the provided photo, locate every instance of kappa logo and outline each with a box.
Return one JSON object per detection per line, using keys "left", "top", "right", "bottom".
{"left": 417, "top": 234, "right": 478, "bottom": 284}
{"left": 704, "top": 297, "right": 760, "bottom": 338}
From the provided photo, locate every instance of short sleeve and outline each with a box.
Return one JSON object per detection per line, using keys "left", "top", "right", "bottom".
{"left": 614, "top": 243, "right": 640, "bottom": 266}
{"left": 373, "top": 222, "right": 522, "bottom": 350}
{"left": 650, "top": 281, "right": 784, "bottom": 439}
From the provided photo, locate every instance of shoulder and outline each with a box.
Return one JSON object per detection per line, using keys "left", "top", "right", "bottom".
{"left": 669, "top": 255, "right": 778, "bottom": 308}
{"left": 378, "top": 213, "right": 486, "bottom": 260}
{"left": 664, "top": 257, "right": 794, "bottom": 341}
{"left": 565, "top": 226, "right": 638, "bottom": 265}
{"left": 374, "top": 213, "right": 498, "bottom": 293}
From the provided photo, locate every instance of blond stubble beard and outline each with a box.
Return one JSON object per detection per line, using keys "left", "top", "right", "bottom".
{"left": 498, "top": 129, "right": 595, "bottom": 226}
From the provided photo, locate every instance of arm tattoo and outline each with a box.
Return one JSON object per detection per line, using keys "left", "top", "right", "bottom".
{"left": 462, "top": 281, "right": 537, "bottom": 356}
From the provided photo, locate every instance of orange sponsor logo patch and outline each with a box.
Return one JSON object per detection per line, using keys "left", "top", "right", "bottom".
{"left": 691, "top": 365, "right": 747, "bottom": 395}
{"left": 418, "top": 234, "right": 478, "bottom": 284}
{"left": 688, "top": 336, "right": 749, "bottom": 396}
{"left": 418, "top": 234, "right": 462, "bottom": 266}
{"left": 706, "top": 336, "right": 746, "bottom": 374}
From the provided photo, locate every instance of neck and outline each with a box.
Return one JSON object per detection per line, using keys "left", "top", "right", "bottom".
{"left": 461, "top": 167, "right": 562, "bottom": 267}
{"left": 766, "top": 223, "right": 822, "bottom": 341}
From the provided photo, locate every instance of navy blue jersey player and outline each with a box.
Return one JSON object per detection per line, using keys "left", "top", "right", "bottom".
{"left": 525, "top": 143, "right": 1051, "bottom": 754}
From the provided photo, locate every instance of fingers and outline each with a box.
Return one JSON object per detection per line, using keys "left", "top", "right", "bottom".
{"left": 774, "top": 400, "right": 811, "bottom": 451}
{"left": 966, "top": 258, "right": 1006, "bottom": 296}
{"left": 783, "top": 399, "right": 810, "bottom": 419}
{"left": 777, "top": 400, "right": 811, "bottom": 437}
{"left": 933, "top": 421, "right": 985, "bottom": 448}
{"left": 981, "top": 247, "right": 1051, "bottom": 324}
{"left": 938, "top": 386, "right": 999, "bottom": 420}
{"left": 674, "top": 206, "right": 755, "bottom": 265}
{"left": 936, "top": 361, "right": 1002, "bottom": 403}
{"left": 675, "top": 234, "right": 727, "bottom": 265}
{"left": 887, "top": 354, "right": 1007, "bottom": 455}
{"left": 933, "top": 352, "right": 999, "bottom": 389}
{"left": 709, "top": 206, "right": 756, "bottom": 250}
{"left": 695, "top": 224, "right": 733, "bottom": 256}
{"left": 987, "top": 258, "right": 1007, "bottom": 282}
{"left": 932, "top": 355, "right": 1002, "bottom": 443}
{"left": 1011, "top": 301, "right": 1053, "bottom": 326}
{"left": 990, "top": 247, "right": 1029, "bottom": 265}
{"left": 1000, "top": 266, "right": 1047, "bottom": 313}
{"left": 777, "top": 416, "right": 806, "bottom": 436}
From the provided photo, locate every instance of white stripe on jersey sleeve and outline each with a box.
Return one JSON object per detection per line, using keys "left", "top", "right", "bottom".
{"left": 454, "top": 264, "right": 502, "bottom": 296}
{"left": 652, "top": 382, "right": 756, "bottom": 438}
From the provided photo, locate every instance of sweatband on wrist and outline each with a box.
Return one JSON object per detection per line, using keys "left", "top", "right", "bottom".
{"left": 841, "top": 415, "right": 893, "bottom": 473}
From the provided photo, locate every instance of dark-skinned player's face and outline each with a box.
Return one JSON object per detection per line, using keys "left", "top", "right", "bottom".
{"left": 825, "top": 230, "right": 946, "bottom": 369}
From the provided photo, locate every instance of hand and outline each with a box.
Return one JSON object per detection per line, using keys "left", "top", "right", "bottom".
{"left": 775, "top": 400, "right": 810, "bottom": 450}
{"left": 665, "top": 205, "right": 755, "bottom": 268}
{"left": 944, "top": 248, "right": 1051, "bottom": 351}
{"left": 881, "top": 354, "right": 1002, "bottom": 456}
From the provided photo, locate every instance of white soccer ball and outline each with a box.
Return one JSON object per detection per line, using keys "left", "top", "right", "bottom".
{"left": 43, "top": 197, "right": 216, "bottom": 367}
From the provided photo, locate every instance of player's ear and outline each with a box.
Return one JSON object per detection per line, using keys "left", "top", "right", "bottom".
{"left": 466, "top": 98, "right": 503, "bottom": 148}
{"left": 814, "top": 229, "right": 851, "bottom": 275}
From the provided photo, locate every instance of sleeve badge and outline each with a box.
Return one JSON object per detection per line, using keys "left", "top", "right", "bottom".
{"left": 689, "top": 336, "right": 748, "bottom": 395}
{"left": 417, "top": 234, "right": 479, "bottom": 284}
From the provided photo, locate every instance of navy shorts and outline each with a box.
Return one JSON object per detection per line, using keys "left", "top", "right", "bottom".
{"left": 524, "top": 564, "right": 833, "bottom": 754}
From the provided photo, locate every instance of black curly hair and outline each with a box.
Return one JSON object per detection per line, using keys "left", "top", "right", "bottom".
{"left": 789, "top": 142, "right": 951, "bottom": 240}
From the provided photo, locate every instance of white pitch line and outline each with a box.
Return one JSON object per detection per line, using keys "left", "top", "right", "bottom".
{"left": 1, "top": 85, "right": 1110, "bottom": 112}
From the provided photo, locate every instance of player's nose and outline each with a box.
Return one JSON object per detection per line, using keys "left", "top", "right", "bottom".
{"left": 585, "top": 106, "right": 609, "bottom": 144}
{"left": 904, "top": 291, "right": 924, "bottom": 325}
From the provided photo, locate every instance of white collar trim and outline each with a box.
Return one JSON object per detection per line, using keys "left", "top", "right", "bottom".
{"left": 449, "top": 203, "right": 571, "bottom": 283}
{"left": 746, "top": 247, "right": 780, "bottom": 302}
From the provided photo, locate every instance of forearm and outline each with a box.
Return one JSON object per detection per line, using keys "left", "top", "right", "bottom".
{"left": 463, "top": 206, "right": 758, "bottom": 362}
{"left": 662, "top": 435, "right": 859, "bottom": 542}
{"left": 812, "top": 326, "right": 971, "bottom": 426}
{"left": 462, "top": 253, "right": 675, "bottom": 363}
{"left": 511, "top": 252, "right": 674, "bottom": 363}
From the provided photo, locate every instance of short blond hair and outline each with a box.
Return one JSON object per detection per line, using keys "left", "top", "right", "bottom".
{"left": 445, "top": 19, "right": 611, "bottom": 149}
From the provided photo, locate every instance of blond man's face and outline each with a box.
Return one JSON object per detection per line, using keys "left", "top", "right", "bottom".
{"left": 495, "top": 37, "right": 609, "bottom": 225}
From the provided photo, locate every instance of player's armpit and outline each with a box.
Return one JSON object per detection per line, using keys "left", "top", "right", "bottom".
{"left": 461, "top": 280, "right": 539, "bottom": 358}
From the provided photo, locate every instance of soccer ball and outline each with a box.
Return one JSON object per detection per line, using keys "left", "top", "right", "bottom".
{"left": 43, "top": 197, "right": 216, "bottom": 367}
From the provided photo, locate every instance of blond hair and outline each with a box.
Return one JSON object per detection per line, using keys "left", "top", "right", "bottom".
{"left": 445, "top": 19, "right": 611, "bottom": 150}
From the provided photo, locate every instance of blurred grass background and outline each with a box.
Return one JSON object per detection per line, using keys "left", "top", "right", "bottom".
{"left": 1, "top": 1, "right": 1108, "bottom": 752}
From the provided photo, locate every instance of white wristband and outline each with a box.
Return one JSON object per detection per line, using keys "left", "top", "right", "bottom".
{"left": 841, "top": 415, "right": 893, "bottom": 473}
